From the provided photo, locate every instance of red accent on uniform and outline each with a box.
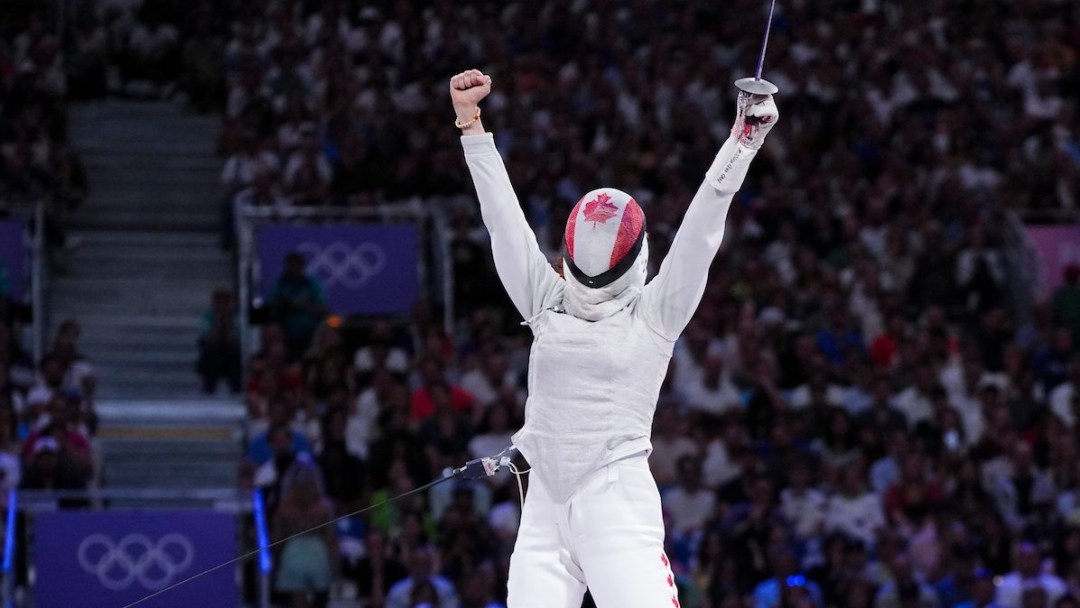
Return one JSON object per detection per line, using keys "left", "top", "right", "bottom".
{"left": 660, "top": 553, "right": 669, "bottom": 567}
{"left": 565, "top": 195, "right": 583, "bottom": 258}
{"left": 671, "top": 598, "right": 680, "bottom": 608}
{"left": 583, "top": 192, "right": 618, "bottom": 225}
{"left": 667, "top": 574, "right": 674, "bottom": 587}
{"left": 609, "top": 198, "right": 643, "bottom": 267}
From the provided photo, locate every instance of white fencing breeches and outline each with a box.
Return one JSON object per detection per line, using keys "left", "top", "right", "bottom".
{"left": 506, "top": 453, "right": 680, "bottom": 608}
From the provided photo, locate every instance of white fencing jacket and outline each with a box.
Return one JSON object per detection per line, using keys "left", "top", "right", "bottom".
{"left": 462, "top": 133, "right": 757, "bottom": 502}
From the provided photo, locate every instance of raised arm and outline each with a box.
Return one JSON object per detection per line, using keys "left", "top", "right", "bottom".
{"left": 642, "top": 92, "right": 779, "bottom": 340}
{"left": 451, "top": 70, "right": 562, "bottom": 321}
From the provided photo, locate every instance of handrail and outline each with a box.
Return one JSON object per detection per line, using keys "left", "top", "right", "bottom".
{"left": 2, "top": 488, "right": 16, "bottom": 608}
{"left": 1013, "top": 208, "right": 1080, "bottom": 224}
{"left": 252, "top": 489, "right": 272, "bottom": 608}
{"left": 16, "top": 487, "right": 252, "bottom": 508}
{"left": 237, "top": 199, "right": 428, "bottom": 221}
{"left": 31, "top": 200, "right": 45, "bottom": 364}
{"left": 429, "top": 204, "right": 456, "bottom": 336}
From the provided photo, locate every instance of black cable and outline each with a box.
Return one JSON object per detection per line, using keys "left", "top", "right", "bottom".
{"left": 120, "top": 473, "right": 456, "bottom": 608}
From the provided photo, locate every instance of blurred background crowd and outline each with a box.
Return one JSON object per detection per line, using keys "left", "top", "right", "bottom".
{"left": 3, "top": 0, "right": 1080, "bottom": 607}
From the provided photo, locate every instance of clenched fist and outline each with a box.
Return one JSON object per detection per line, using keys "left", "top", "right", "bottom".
{"left": 450, "top": 69, "right": 492, "bottom": 127}
{"left": 731, "top": 92, "right": 779, "bottom": 150}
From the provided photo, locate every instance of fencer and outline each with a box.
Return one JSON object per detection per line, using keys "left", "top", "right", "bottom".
{"left": 450, "top": 68, "right": 778, "bottom": 607}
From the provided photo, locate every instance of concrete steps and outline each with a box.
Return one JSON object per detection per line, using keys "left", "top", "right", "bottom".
{"left": 54, "top": 100, "right": 231, "bottom": 400}
{"left": 97, "top": 400, "right": 246, "bottom": 491}
{"left": 50, "top": 100, "right": 244, "bottom": 498}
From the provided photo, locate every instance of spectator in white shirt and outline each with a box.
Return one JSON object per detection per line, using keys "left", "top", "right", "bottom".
{"left": 661, "top": 454, "right": 717, "bottom": 544}
{"left": 282, "top": 124, "right": 331, "bottom": 204}
{"left": 347, "top": 368, "right": 401, "bottom": 460}
{"left": 995, "top": 543, "right": 1067, "bottom": 608}
{"left": 221, "top": 132, "right": 279, "bottom": 198}
{"left": 790, "top": 368, "right": 846, "bottom": 411}
{"left": 684, "top": 353, "right": 741, "bottom": 416}
{"left": 780, "top": 461, "right": 826, "bottom": 542}
{"left": 823, "top": 461, "right": 886, "bottom": 548}
{"left": 650, "top": 406, "right": 699, "bottom": 490}
{"left": 353, "top": 320, "right": 410, "bottom": 379}
{"left": 460, "top": 353, "right": 519, "bottom": 411}
{"left": 467, "top": 401, "right": 517, "bottom": 489}
{"left": 991, "top": 441, "right": 1055, "bottom": 530}
{"left": 1049, "top": 358, "right": 1080, "bottom": 429}
{"left": 701, "top": 414, "right": 746, "bottom": 490}
{"left": 892, "top": 364, "right": 938, "bottom": 428}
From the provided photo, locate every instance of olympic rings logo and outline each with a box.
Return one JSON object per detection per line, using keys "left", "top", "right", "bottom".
{"left": 77, "top": 533, "right": 195, "bottom": 591}
{"left": 296, "top": 241, "right": 387, "bottom": 289}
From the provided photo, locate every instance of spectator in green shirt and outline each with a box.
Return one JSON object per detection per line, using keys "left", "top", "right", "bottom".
{"left": 1053, "top": 264, "right": 1080, "bottom": 341}
{"left": 268, "top": 251, "right": 329, "bottom": 361}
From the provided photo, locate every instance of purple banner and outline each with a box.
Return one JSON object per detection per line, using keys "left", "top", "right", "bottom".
{"left": 0, "top": 221, "right": 25, "bottom": 302}
{"left": 1027, "top": 225, "right": 1080, "bottom": 298}
{"left": 35, "top": 510, "right": 238, "bottom": 608}
{"left": 257, "top": 224, "right": 419, "bottom": 315}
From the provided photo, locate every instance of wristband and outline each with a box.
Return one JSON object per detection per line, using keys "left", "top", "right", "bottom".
{"left": 454, "top": 107, "right": 481, "bottom": 129}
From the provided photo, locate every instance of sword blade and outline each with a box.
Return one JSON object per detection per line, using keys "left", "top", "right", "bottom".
{"left": 754, "top": 0, "right": 778, "bottom": 81}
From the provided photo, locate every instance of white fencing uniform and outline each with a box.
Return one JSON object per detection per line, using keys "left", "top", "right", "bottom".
{"left": 460, "top": 101, "right": 767, "bottom": 606}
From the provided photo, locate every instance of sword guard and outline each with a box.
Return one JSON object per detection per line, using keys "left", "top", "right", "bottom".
{"left": 735, "top": 77, "right": 779, "bottom": 95}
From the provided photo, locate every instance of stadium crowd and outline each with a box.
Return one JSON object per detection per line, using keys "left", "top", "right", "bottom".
{"left": 213, "top": 1, "right": 1080, "bottom": 608}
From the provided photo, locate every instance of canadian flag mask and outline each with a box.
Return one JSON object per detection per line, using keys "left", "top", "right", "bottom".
{"left": 562, "top": 188, "right": 646, "bottom": 288}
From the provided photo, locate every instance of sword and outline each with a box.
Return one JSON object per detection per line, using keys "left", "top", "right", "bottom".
{"left": 735, "top": 0, "right": 780, "bottom": 95}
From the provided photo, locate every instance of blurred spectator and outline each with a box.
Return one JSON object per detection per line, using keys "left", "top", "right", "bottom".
{"left": 317, "top": 407, "right": 366, "bottom": 510}
{"left": 248, "top": 400, "right": 312, "bottom": 467}
{"left": 467, "top": 402, "right": 516, "bottom": 467}
{"left": 779, "top": 461, "right": 826, "bottom": 544}
{"left": 996, "top": 543, "right": 1067, "bottom": 608}
{"left": 873, "top": 552, "right": 939, "bottom": 608}
{"left": 459, "top": 353, "right": 517, "bottom": 412}
{"left": 990, "top": 442, "right": 1056, "bottom": 530}
{"left": 347, "top": 528, "right": 407, "bottom": 608}
{"left": 197, "top": 287, "right": 242, "bottom": 394}
{"left": 956, "top": 225, "right": 1006, "bottom": 317}
{"left": 752, "top": 544, "right": 823, "bottom": 608}
{"left": 272, "top": 462, "right": 338, "bottom": 608}
{"left": 651, "top": 405, "right": 700, "bottom": 489}
{"left": 385, "top": 545, "right": 460, "bottom": 608}
{"left": 457, "top": 565, "right": 506, "bottom": 608}
{"left": 181, "top": 14, "right": 225, "bottom": 113}
{"left": 353, "top": 320, "right": 410, "bottom": 380}
{"left": 1049, "top": 358, "right": 1080, "bottom": 429}
{"left": 823, "top": 461, "right": 886, "bottom": 548}
{"left": 956, "top": 567, "right": 1006, "bottom": 608}
{"left": 0, "top": 405, "right": 20, "bottom": 490}
{"left": 663, "top": 454, "right": 716, "bottom": 553}
{"left": 266, "top": 251, "right": 329, "bottom": 361}
{"left": 410, "top": 357, "right": 475, "bottom": 423}
{"left": 121, "top": 5, "right": 180, "bottom": 91}
{"left": 1052, "top": 266, "right": 1080, "bottom": 340}
{"left": 20, "top": 436, "right": 86, "bottom": 494}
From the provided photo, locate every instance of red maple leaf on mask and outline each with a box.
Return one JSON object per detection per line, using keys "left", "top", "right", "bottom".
{"left": 583, "top": 192, "right": 618, "bottom": 226}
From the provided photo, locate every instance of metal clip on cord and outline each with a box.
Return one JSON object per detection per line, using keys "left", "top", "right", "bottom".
{"left": 450, "top": 445, "right": 521, "bottom": 480}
